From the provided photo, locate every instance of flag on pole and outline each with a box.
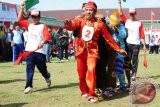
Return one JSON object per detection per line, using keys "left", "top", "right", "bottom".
{"left": 143, "top": 49, "right": 148, "bottom": 68}
{"left": 151, "top": 11, "right": 155, "bottom": 32}
{"left": 151, "top": 11, "right": 155, "bottom": 24}
{"left": 25, "top": 0, "right": 39, "bottom": 11}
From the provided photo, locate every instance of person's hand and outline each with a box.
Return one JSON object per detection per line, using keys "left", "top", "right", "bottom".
{"left": 143, "top": 45, "right": 146, "bottom": 51}
{"left": 119, "top": 49, "right": 127, "bottom": 56}
{"left": 11, "top": 41, "right": 15, "bottom": 47}
{"left": 38, "top": 42, "right": 44, "bottom": 49}
{"left": 64, "top": 19, "right": 72, "bottom": 26}
{"left": 118, "top": 0, "right": 121, "bottom": 3}
{"left": 20, "top": 0, "right": 26, "bottom": 9}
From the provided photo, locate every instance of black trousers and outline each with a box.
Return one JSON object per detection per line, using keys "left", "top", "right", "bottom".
{"left": 96, "top": 49, "right": 116, "bottom": 90}
{"left": 127, "top": 44, "right": 140, "bottom": 75}
{"left": 59, "top": 45, "right": 68, "bottom": 60}
{"left": 25, "top": 53, "right": 50, "bottom": 88}
{"left": 155, "top": 45, "right": 159, "bottom": 54}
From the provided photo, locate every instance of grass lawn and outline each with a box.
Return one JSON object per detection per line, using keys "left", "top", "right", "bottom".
{"left": 0, "top": 51, "right": 160, "bottom": 107}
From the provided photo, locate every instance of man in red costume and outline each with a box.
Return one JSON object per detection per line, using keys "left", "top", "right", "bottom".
{"left": 64, "top": 1, "right": 127, "bottom": 103}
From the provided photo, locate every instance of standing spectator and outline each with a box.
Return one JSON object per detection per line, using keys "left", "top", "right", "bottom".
{"left": 18, "top": 1, "right": 52, "bottom": 94}
{"left": 45, "top": 26, "right": 53, "bottom": 62}
{"left": 158, "top": 38, "right": 160, "bottom": 53}
{"left": 58, "top": 28, "right": 69, "bottom": 61}
{"left": 155, "top": 35, "right": 159, "bottom": 54}
{"left": 64, "top": 1, "right": 126, "bottom": 103}
{"left": 55, "top": 28, "right": 63, "bottom": 59}
{"left": 0, "top": 26, "right": 5, "bottom": 58}
{"left": 149, "top": 35, "right": 155, "bottom": 55}
{"left": 22, "top": 27, "right": 29, "bottom": 47}
{"left": 118, "top": 0, "right": 146, "bottom": 80}
{"left": 2, "top": 29, "right": 10, "bottom": 61}
{"left": 7, "top": 29, "right": 13, "bottom": 61}
{"left": 11, "top": 24, "right": 24, "bottom": 64}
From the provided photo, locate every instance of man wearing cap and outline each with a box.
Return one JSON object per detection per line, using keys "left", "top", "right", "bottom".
{"left": 64, "top": 1, "right": 127, "bottom": 103}
{"left": 18, "top": 1, "right": 52, "bottom": 94}
{"left": 118, "top": 0, "right": 146, "bottom": 80}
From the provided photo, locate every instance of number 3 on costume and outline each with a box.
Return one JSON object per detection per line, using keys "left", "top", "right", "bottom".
{"left": 82, "top": 25, "right": 94, "bottom": 41}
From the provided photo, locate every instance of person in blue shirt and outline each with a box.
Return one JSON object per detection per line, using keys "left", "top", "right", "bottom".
{"left": 109, "top": 11, "right": 127, "bottom": 90}
{"left": 11, "top": 23, "right": 24, "bottom": 64}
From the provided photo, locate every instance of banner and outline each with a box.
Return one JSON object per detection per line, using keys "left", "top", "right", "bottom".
{"left": 25, "top": 0, "right": 39, "bottom": 11}
{"left": 0, "top": 2, "right": 17, "bottom": 22}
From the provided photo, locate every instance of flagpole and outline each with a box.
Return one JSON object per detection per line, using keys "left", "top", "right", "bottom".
{"left": 151, "top": 11, "right": 153, "bottom": 37}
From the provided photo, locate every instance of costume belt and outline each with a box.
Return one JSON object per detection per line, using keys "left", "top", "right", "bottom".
{"left": 83, "top": 39, "right": 97, "bottom": 51}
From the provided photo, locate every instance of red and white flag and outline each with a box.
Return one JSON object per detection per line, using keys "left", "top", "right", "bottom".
{"left": 151, "top": 11, "right": 155, "bottom": 24}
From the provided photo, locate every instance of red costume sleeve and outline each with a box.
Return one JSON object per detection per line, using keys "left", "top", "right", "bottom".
{"left": 43, "top": 25, "right": 52, "bottom": 42}
{"left": 18, "top": 19, "right": 30, "bottom": 28}
{"left": 64, "top": 18, "right": 81, "bottom": 31}
{"left": 139, "top": 22, "right": 145, "bottom": 39}
{"left": 100, "top": 22, "right": 121, "bottom": 52}
{"left": 120, "top": 13, "right": 127, "bottom": 23}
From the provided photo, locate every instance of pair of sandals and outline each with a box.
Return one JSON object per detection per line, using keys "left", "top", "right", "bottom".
{"left": 81, "top": 94, "right": 98, "bottom": 103}
{"left": 88, "top": 97, "right": 98, "bottom": 103}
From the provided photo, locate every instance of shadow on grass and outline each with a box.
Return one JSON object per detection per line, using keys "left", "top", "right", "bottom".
{"left": 0, "top": 79, "right": 25, "bottom": 84}
{"left": 148, "top": 75, "right": 160, "bottom": 79}
{"left": 104, "top": 90, "right": 129, "bottom": 101}
{"left": 34, "top": 83, "right": 78, "bottom": 92}
{"left": 0, "top": 66, "right": 13, "bottom": 67}
{"left": 54, "top": 61, "right": 68, "bottom": 63}
{"left": 0, "top": 103, "right": 27, "bottom": 107}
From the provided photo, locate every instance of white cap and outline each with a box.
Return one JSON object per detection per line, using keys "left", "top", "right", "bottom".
{"left": 31, "top": 9, "right": 40, "bottom": 16}
{"left": 129, "top": 7, "right": 136, "bottom": 14}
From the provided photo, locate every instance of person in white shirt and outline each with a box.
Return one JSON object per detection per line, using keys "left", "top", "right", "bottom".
{"left": 118, "top": 0, "right": 146, "bottom": 80}
{"left": 154, "top": 35, "right": 159, "bottom": 54}
{"left": 18, "top": 1, "right": 52, "bottom": 94}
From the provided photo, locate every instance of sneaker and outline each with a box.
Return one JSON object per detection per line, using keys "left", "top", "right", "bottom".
{"left": 103, "top": 90, "right": 113, "bottom": 98}
{"left": 60, "top": 60, "right": 64, "bottom": 62}
{"left": 66, "top": 60, "right": 69, "bottom": 62}
{"left": 24, "top": 87, "right": 33, "bottom": 94}
{"left": 131, "top": 75, "right": 136, "bottom": 81}
{"left": 88, "top": 97, "right": 98, "bottom": 103}
{"left": 45, "top": 78, "right": 51, "bottom": 87}
{"left": 81, "top": 93, "right": 88, "bottom": 98}
{"left": 45, "top": 73, "right": 51, "bottom": 87}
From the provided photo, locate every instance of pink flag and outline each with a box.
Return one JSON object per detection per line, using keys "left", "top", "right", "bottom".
{"left": 151, "top": 11, "right": 155, "bottom": 24}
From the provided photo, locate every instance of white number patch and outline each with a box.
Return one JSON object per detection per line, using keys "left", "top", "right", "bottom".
{"left": 82, "top": 25, "right": 94, "bottom": 41}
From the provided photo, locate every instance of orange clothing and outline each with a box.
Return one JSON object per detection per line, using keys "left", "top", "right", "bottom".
{"left": 64, "top": 17, "right": 122, "bottom": 97}
{"left": 77, "top": 51, "right": 97, "bottom": 96}
{"left": 64, "top": 17, "right": 121, "bottom": 58}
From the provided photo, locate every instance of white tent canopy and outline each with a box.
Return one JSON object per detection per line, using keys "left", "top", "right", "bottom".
{"left": 0, "top": 2, "right": 17, "bottom": 22}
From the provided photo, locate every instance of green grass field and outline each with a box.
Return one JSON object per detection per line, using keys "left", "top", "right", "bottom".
{"left": 0, "top": 51, "right": 160, "bottom": 107}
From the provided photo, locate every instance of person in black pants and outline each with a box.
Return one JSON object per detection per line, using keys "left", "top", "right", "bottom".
{"left": 58, "top": 28, "right": 69, "bottom": 61}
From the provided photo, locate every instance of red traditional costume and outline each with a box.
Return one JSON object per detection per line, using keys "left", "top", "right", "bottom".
{"left": 64, "top": 3, "right": 124, "bottom": 98}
